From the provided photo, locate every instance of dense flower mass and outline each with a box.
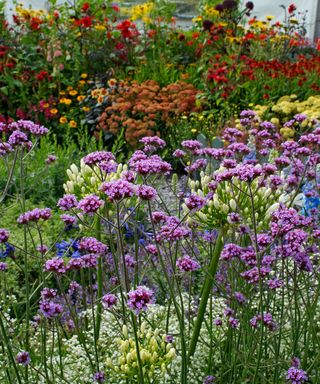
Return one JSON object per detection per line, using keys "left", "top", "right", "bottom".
{"left": 17, "top": 208, "right": 52, "bottom": 224}
{"left": 127, "top": 286, "right": 155, "bottom": 314}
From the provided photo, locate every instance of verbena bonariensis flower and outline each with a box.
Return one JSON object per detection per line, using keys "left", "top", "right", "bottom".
{"left": 136, "top": 185, "right": 157, "bottom": 200}
{"left": 83, "top": 151, "right": 115, "bottom": 166}
{"left": 0, "top": 141, "right": 12, "bottom": 157}
{"left": 156, "top": 216, "right": 191, "bottom": 242}
{"left": 15, "top": 351, "right": 31, "bottom": 366}
{"left": 140, "top": 136, "right": 166, "bottom": 151}
{"left": 203, "top": 375, "right": 216, "bottom": 383}
{"left": 286, "top": 366, "right": 308, "bottom": 384}
{"left": 185, "top": 194, "right": 206, "bottom": 211}
{"left": 176, "top": 255, "right": 200, "bottom": 272}
{"left": 0, "top": 228, "right": 9, "bottom": 243}
{"left": 57, "top": 194, "right": 78, "bottom": 211}
{"left": 41, "top": 288, "right": 58, "bottom": 300}
{"left": 60, "top": 214, "right": 77, "bottom": 226}
{"left": 0, "top": 262, "right": 7, "bottom": 271}
{"left": 78, "top": 237, "right": 107, "bottom": 254}
{"left": 100, "top": 179, "right": 135, "bottom": 201}
{"left": 10, "top": 120, "right": 48, "bottom": 136}
{"left": 8, "top": 130, "right": 30, "bottom": 147}
{"left": 101, "top": 293, "right": 117, "bottom": 309}
{"left": 17, "top": 208, "right": 52, "bottom": 224}
{"left": 78, "top": 194, "right": 103, "bottom": 215}
{"left": 181, "top": 139, "right": 202, "bottom": 152}
{"left": 127, "top": 286, "right": 155, "bottom": 314}
{"left": 185, "top": 158, "right": 207, "bottom": 173}
{"left": 44, "top": 257, "right": 66, "bottom": 274}
{"left": 250, "top": 312, "right": 277, "bottom": 331}
{"left": 131, "top": 156, "right": 172, "bottom": 175}
{"left": 39, "top": 300, "right": 63, "bottom": 318}
{"left": 82, "top": 253, "right": 98, "bottom": 268}
{"left": 93, "top": 371, "right": 105, "bottom": 383}
{"left": 45, "top": 154, "right": 57, "bottom": 164}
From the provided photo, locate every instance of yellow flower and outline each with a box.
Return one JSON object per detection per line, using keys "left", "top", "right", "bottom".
{"left": 69, "top": 90, "right": 78, "bottom": 96}
{"left": 266, "top": 15, "right": 274, "bottom": 21}
{"left": 97, "top": 95, "right": 104, "bottom": 103}
{"left": 59, "top": 91, "right": 66, "bottom": 95}
{"left": 43, "top": 103, "right": 50, "bottom": 108}
{"left": 64, "top": 98, "right": 72, "bottom": 105}
{"left": 81, "top": 73, "right": 88, "bottom": 79}
{"left": 108, "top": 79, "right": 117, "bottom": 87}
{"left": 67, "top": 86, "right": 73, "bottom": 91}
{"left": 50, "top": 108, "right": 58, "bottom": 115}
{"left": 77, "top": 95, "right": 85, "bottom": 102}
{"left": 78, "top": 80, "right": 86, "bottom": 86}
{"left": 82, "top": 106, "right": 90, "bottom": 112}
{"left": 59, "top": 98, "right": 66, "bottom": 104}
{"left": 131, "top": 2, "right": 153, "bottom": 21}
{"left": 191, "top": 129, "right": 197, "bottom": 133}
{"left": 95, "top": 25, "right": 106, "bottom": 31}
{"left": 69, "top": 120, "right": 77, "bottom": 128}
{"left": 59, "top": 116, "right": 68, "bottom": 124}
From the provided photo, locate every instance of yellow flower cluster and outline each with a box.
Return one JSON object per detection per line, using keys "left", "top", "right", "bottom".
{"left": 203, "top": 5, "right": 219, "bottom": 18}
{"left": 106, "top": 323, "right": 176, "bottom": 379}
{"left": 16, "top": 5, "right": 46, "bottom": 19}
{"left": 131, "top": 2, "right": 154, "bottom": 22}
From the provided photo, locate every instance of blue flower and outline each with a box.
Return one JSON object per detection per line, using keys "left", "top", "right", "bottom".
{"left": 56, "top": 239, "right": 79, "bottom": 258}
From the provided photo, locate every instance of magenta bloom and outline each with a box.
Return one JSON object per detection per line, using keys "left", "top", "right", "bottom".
{"left": 157, "top": 216, "right": 191, "bottom": 242}
{"left": 176, "top": 255, "right": 200, "bottom": 272}
{"left": 44, "top": 257, "right": 66, "bottom": 274}
{"left": 100, "top": 179, "right": 135, "bottom": 201}
{"left": 57, "top": 194, "right": 78, "bottom": 211}
{"left": 0, "top": 262, "right": 7, "bottom": 271}
{"left": 127, "top": 286, "right": 155, "bottom": 314}
{"left": 17, "top": 208, "right": 52, "bottom": 224}
{"left": 79, "top": 237, "right": 107, "bottom": 254}
{"left": 16, "top": 351, "right": 31, "bottom": 366}
{"left": 83, "top": 151, "right": 115, "bottom": 166}
{"left": 136, "top": 185, "right": 157, "bottom": 200}
{"left": 60, "top": 214, "right": 77, "bottom": 226}
{"left": 286, "top": 367, "right": 308, "bottom": 384}
{"left": 78, "top": 194, "right": 103, "bottom": 215}
{"left": 101, "top": 293, "right": 117, "bottom": 309}
{"left": 0, "top": 228, "right": 9, "bottom": 243}
{"left": 185, "top": 194, "right": 206, "bottom": 211}
{"left": 39, "top": 301, "right": 63, "bottom": 318}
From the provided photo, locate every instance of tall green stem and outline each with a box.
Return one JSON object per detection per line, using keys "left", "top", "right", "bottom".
{"left": 188, "top": 229, "right": 224, "bottom": 358}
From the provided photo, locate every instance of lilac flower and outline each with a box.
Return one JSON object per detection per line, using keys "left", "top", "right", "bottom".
{"left": 127, "top": 286, "right": 155, "bottom": 314}
{"left": 185, "top": 194, "right": 206, "bottom": 211}
{"left": 131, "top": 157, "right": 172, "bottom": 175}
{"left": 125, "top": 254, "right": 136, "bottom": 267}
{"left": 66, "top": 258, "right": 84, "bottom": 271}
{"left": 100, "top": 179, "right": 135, "bottom": 200}
{"left": 93, "top": 372, "right": 106, "bottom": 383}
{"left": 83, "top": 151, "right": 115, "bottom": 166}
{"left": 15, "top": 351, "right": 31, "bottom": 366}
{"left": 156, "top": 216, "right": 191, "bottom": 242}
{"left": 286, "top": 367, "right": 308, "bottom": 383}
{"left": 234, "top": 292, "right": 247, "bottom": 305}
{"left": 228, "top": 143, "right": 250, "bottom": 155}
{"left": 173, "top": 149, "right": 186, "bottom": 158}
{"left": 151, "top": 211, "right": 167, "bottom": 223}
{"left": 228, "top": 317, "right": 240, "bottom": 328}
{"left": 214, "top": 318, "right": 223, "bottom": 326}
{"left": 250, "top": 312, "right": 277, "bottom": 331}
{"left": 203, "top": 376, "right": 216, "bottom": 384}
{"left": 176, "top": 255, "right": 200, "bottom": 272}
{"left": 44, "top": 258, "right": 66, "bottom": 274}
{"left": 8, "top": 130, "right": 29, "bottom": 146}
{"left": 17, "top": 208, "right": 52, "bottom": 224}
{"left": 82, "top": 254, "right": 98, "bottom": 268}
{"left": 185, "top": 158, "right": 207, "bottom": 172}
{"left": 0, "top": 141, "right": 12, "bottom": 157}
{"left": 101, "top": 293, "right": 117, "bottom": 309}
{"left": 0, "top": 262, "right": 7, "bottom": 271}
{"left": 57, "top": 194, "right": 78, "bottom": 211}
{"left": 267, "top": 278, "right": 284, "bottom": 290}
{"left": 45, "top": 154, "right": 57, "bottom": 164}
{"left": 140, "top": 136, "right": 166, "bottom": 150}
{"left": 241, "top": 266, "right": 270, "bottom": 284}
{"left": 60, "top": 214, "right": 77, "bottom": 226}
{"left": 181, "top": 140, "right": 202, "bottom": 151}
{"left": 78, "top": 194, "right": 103, "bottom": 215}
{"left": 136, "top": 185, "right": 157, "bottom": 200}
{"left": 145, "top": 244, "right": 158, "bottom": 255}
{"left": 14, "top": 120, "right": 49, "bottom": 136}
{"left": 41, "top": 288, "right": 58, "bottom": 300}
{"left": 37, "top": 244, "right": 48, "bottom": 254}
{"left": 240, "top": 110, "right": 256, "bottom": 119}
{"left": 0, "top": 228, "right": 9, "bottom": 243}
{"left": 221, "top": 244, "right": 243, "bottom": 260}
{"left": 78, "top": 237, "right": 107, "bottom": 254}
{"left": 39, "top": 301, "right": 63, "bottom": 318}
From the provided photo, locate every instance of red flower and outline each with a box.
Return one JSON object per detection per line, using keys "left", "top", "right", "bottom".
{"left": 81, "top": 15, "right": 92, "bottom": 28}
{"left": 29, "top": 17, "right": 43, "bottom": 31}
{"left": 81, "top": 2, "right": 90, "bottom": 12}
{"left": 288, "top": 4, "right": 296, "bottom": 14}
{"left": 35, "top": 70, "right": 48, "bottom": 81}
{"left": 112, "top": 4, "right": 120, "bottom": 12}
{"left": 263, "top": 94, "right": 269, "bottom": 99}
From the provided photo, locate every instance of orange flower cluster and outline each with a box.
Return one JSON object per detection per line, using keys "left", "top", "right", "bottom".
{"left": 97, "top": 80, "right": 201, "bottom": 146}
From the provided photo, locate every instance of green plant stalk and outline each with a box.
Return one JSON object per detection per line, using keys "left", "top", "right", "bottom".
{"left": 188, "top": 229, "right": 224, "bottom": 358}
{"left": 95, "top": 217, "right": 104, "bottom": 339}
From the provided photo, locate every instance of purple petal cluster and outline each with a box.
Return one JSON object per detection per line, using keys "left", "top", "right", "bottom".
{"left": 17, "top": 208, "right": 52, "bottom": 224}
{"left": 127, "top": 286, "right": 155, "bottom": 314}
{"left": 78, "top": 194, "right": 103, "bottom": 215}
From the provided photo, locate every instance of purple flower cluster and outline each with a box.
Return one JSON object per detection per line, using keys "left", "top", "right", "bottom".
{"left": 286, "top": 367, "right": 308, "bottom": 384}
{"left": 17, "top": 208, "right": 52, "bottom": 224}
{"left": 78, "top": 237, "right": 107, "bottom": 254}
{"left": 15, "top": 351, "right": 31, "bottom": 366}
{"left": 83, "top": 151, "right": 115, "bottom": 166}
{"left": 57, "top": 194, "right": 78, "bottom": 211}
{"left": 101, "top": 293, "right": 117, "bottom": 309}
{"left": 185, "top": 194, "right": 206, "bottom": 211}
{"left": 0, "top": 228, "right": 9, "bottom": 243}
{"left": 78, "top": 194, "right": 103, "bottom": 215}
{"left": 100, "top": 179, "right": 135, "bottom": 201}
{"left": 129, "top": 152, "right": 172, "bottom": 175}
{"left": 127, "top": 286, "right": 155, "bottom": 314}
{"left": 156, "top": 216, "right": 191, "bottom": 242}
{"left": 140, "top": 136, "right": 166, "bottom": 152}
{"left": 39, "top": 300, "right": 63, "bottom": 318}
{"left": 44, "top": 257, "right": 66, "bottom": 274}
{"left": 176, "top": 254, "right": 200, "bottom": 272}
{"left": 250, "top": 312, "right": 277, "bottom": 331}
{"left": 136, "top": 184, "right": 157, "bottom": 200}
